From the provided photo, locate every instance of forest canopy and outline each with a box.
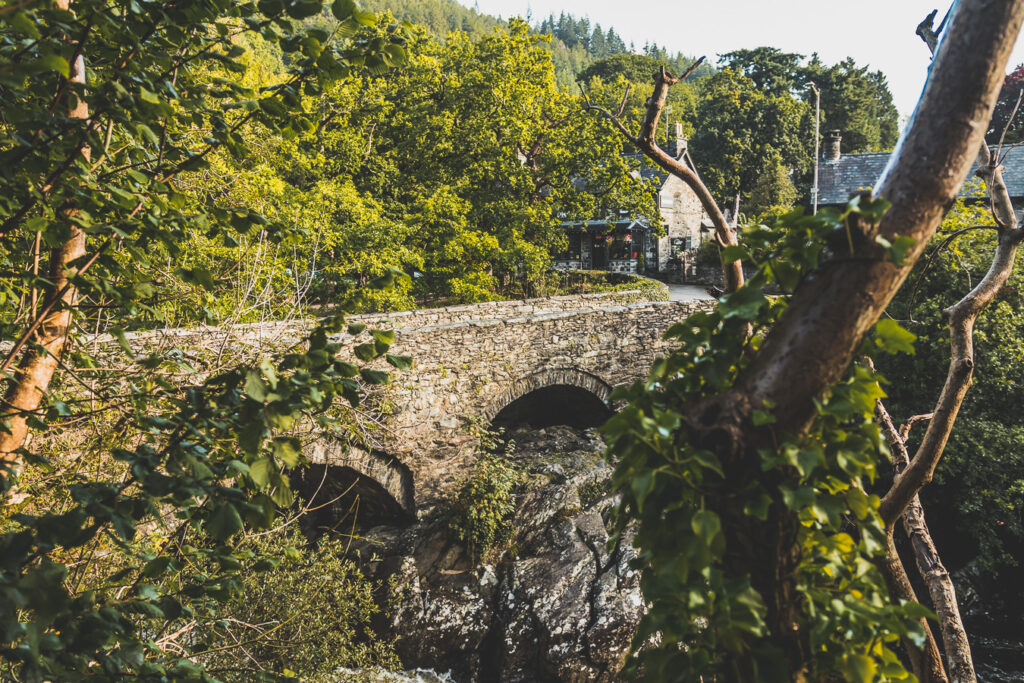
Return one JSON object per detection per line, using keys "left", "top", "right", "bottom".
{"left": 3, "top": 0, "right": 1021, "bottom": 680}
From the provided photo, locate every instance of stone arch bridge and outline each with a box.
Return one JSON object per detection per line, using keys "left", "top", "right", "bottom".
{"left": 304, "top": 290, "right": 714, "bottom": 519}
{"left": 119, "top": 289, "right": 713, "bottom": 522}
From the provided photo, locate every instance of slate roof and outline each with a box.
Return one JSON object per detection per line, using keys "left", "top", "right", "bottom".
{"left": 559, "top": 218, "right": 649, "bottom": 234}
{"left": 818, "top": 145, "right": 1024, "bottom": 205}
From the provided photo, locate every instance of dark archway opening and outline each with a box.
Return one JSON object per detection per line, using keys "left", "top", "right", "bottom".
{"left": 292, "top": 464, "right": 413, "bottom": 535}
{"left": 490, "top": 384, "right": 613, "bottom": 431}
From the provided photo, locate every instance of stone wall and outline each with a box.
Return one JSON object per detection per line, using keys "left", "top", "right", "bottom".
{"left": 84, "top": 289, "right": 663, "bottom": 356}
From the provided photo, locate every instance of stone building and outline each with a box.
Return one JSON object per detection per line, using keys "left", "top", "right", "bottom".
{"left": 553, "top": 122, "right": 711, "bottom": 276}
{"left": 817, "top": 129, "right": 1024, "bottom": 215}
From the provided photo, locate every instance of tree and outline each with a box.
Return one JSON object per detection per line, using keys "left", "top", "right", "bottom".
{"left": 593, "top": 1, "right": 1024, "bottom": 679}
{"left": 802, "top": 55, "right": 900, "bottom": 153}
{"left": 0, "top": 0, "right": 407, "bottom": 678}
{"left": 583, "top": 60, "right": 745, "bottom": 292}
{"left": 689, "top": 68, "right": 812, "bottom": 212}
{"left": 722, "top": 48, "right": 900, "bottom": 155}
{"left": 720, "top": 47, "right": 804, "bottom": 97}
{"left": 338, "top": 20, "right": 655, "bottom": 301}
{"left": 579, "top": 53, "right": 665, "bottom": 85}
{"left": 987, "top": 62, "right": 1024, "bottom": 144}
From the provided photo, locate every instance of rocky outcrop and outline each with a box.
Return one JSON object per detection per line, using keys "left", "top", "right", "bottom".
{"left": 350, "top": 427, "right": 642, "bottom": 682}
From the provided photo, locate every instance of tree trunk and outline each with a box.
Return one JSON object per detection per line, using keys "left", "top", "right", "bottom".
{"left": 685, "top": 2, "right": 1024, "bottom": 674}
{"left": 0, "top": 0, "right": 88, "bottom": 480}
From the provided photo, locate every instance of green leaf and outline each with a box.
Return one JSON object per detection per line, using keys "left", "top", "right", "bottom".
{"left": 108, "top": 326, "right": 135, "bottom": 359}
{"left": 743, "top": 492, "right": 772, "bottom": 520}
{"left": 876, "top": 234, "right": 916, "bottom": 266}
{"left": 386, "top": 354, "right": 412, "bottom": 370}
{"left": 353, "top": 10, "right": 377, "bottom": 26}
{"left": 691, "top": 449, "right": 724, "bottom": 477}
{"left": 721, "top": 245, "right": 747, "bottom": 264}
{"left": 9, "top": 12, "right": 41, "bottom": 39}
{"left": 840, "top": 654, "right": 877, "bottom": 683}
{"left": 874, "top": 318, "right": 916, "bottom": 355}
{"left": 207, "top": 504, "right": 243, "bottom": 541}
{"left": 360, "top": 368, "right": 390, "bottom": 385}
{"left": 244, "top": 370, "right": 267, "bottom": 402}
{"left": 36, "top": 53, "right": 70, "bottom": 78}
{"left": 270, "top": 477, "right": 294, "bottom": 506}
{"left": 142, "top": 557, "right": 172, "bottom": 578}
{"left": 139, "top": 87, "right": 161, "bottom": 104}
{"left": 24, "top": 216, "right": 47, "bottom": 232}
{"left": 249, "top": 457, "right": 273, "bottom": 488}
{"left": 371, "top": 328, "right": 395, "bottom": 345}
{"left": 691, "top": 510, "right": 721, "bottom": 545}
{"left": 353, "top": 343, "right": 378, "bottom": 362}
{"left": 718, "top": 285, "right": 766, "bottom": 321}
{"left": 631, "top": 470, "right": 654, "bottom": 512}
{"left": 336, "top": 361, "right": 359, "bottom": 377}
{"left": 272, "top": 437, "right": 301, "bottom": 468}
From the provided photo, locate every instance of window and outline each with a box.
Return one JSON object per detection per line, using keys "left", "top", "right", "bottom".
{"left": 660, "top": 193, "right": 674, "bottom": 208}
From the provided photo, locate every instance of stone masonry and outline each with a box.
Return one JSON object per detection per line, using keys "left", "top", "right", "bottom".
{"left": 100, "top": 290, "right": 714, "bottom": 518}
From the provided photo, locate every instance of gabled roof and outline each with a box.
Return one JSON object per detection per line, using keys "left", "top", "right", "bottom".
{"left": 625, "top": 146, "right": 698, "bottom": 189}
{"left": 818, "top": 145, "right": 1024, "bottom": 206}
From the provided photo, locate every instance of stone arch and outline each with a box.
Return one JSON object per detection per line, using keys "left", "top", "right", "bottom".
{"left": 484, "top": 368, "right": 614, "bottom": 428}
{"left": 302, "top": 440, "right": 415, "bottom": 521}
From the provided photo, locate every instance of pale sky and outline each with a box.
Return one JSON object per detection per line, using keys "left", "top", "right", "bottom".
{"left": 465, "top": 0, "right": 1024, "bottom": 120}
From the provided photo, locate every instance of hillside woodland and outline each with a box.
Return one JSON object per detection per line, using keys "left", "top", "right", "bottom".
{"left": 1, "top": 0, "right": 1023, "bottom": 680}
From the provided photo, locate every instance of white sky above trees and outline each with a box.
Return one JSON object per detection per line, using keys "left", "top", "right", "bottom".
{"left": 467, "top": 0, "right": 1024, "bottom": 122}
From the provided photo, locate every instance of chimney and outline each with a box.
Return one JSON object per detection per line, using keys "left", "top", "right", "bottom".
{"left": 823, "top": 129, "right": 841, "bottom": 162}
{"left": 670, "top": 121, "right": 687, "bottom": 158}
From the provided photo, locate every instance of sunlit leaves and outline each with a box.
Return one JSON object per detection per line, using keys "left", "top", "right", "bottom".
{"left": 0, "top": 0, "right": 409, "bottom": 678}
{"left": 874, "top": 319, "right": 917, "bottom": 356}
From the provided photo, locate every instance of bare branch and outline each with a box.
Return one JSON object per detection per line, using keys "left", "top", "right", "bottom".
{"left": 871, "top": 394, "right": 949, "bottom": 682}
{"left": 579, "top": 84, "right": 640, "bottom": 143}
{"left": 876, "top": 398, "right": 974, "bottom": 682}
{"left": 904, "top": 226, "right": 998, "bottom": 322}
{"left": 899, "top": 413, "right": 935, "bottom": 443}
{"left": 614, "top": 60, "right": 744, "bottom": 292}
{"left": 678, "top": 55, "right": 706, "bottom": 82}
{"left": 616, "top": 82, "right": 631, "bottom": 119}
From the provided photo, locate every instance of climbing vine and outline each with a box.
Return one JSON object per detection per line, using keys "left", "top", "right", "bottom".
{"left": 602, "top": 199, "right": 929, "bottom": 681}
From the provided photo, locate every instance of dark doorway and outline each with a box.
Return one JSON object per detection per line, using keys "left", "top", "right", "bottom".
{"left": 292, "top": 464, "right": 413, "bottom": 535}
{"left": 592, "top": 241, "right": 608, "bottom": 268}
{"left": 491, "top": 384, "right": 613, "bottom": 430}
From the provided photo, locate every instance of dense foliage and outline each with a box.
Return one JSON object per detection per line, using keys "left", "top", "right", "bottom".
{"left": 988, "top": 63, "right": 1024, "bottom": 144}
{"left": 360, "top": 0, "right": 711, "bottom": 93}
{"left": 0, "top": 0, "right": 410, "bottom": 678}
{"left": 603, "top": 198, "right": 929, "bottom": 680}
{"left": 880, "top": 196, "right": 1024, "bottom": 597}
{"left": 446, "top": 453, "right": 521, "bottom": 562}
{"left": 689, "top": 68, "right": 812, "bottom": 213}
{"left": 720, "top": 47, "right": 899, "bottom": 155}
{"left": 165, "top": 18, "right": 656, "bottom": 323}
{"left": 194, "top": 529, "right": 398, "bottom": 680}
